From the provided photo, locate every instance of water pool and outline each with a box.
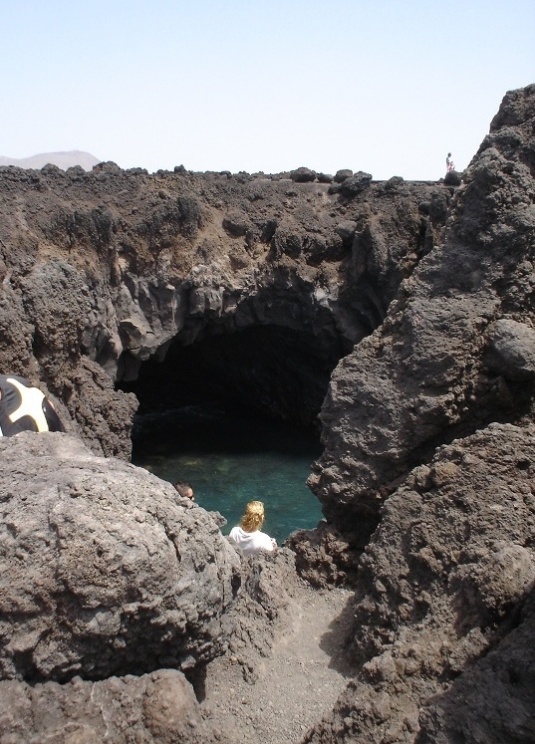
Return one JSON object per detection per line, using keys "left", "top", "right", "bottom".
{"left": 131, "top": 404, "right": 324, "bottom": 544}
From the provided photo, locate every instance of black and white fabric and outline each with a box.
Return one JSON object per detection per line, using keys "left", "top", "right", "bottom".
{"left": 0, "top": 375, "right": 65, "bottom": 437}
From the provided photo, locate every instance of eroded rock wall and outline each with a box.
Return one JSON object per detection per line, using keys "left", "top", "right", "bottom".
{"left": 305, "top": 423, "right": 535, "bottom": 743}
{"left": 303, "top": 83, "right": 535, "bottom": 744}
{"left": 0, "top": 161, "right": 446, "bottom": 456}
{"left": 311, "top": 84, "right": 535, "bottom": 536}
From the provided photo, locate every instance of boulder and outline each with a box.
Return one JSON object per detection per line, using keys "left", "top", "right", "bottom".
{"left": 289, "top": 166, "right": 317, "bottom": 183}
{"left": 334, "top": 169, "right": 353, "bottom": 183}
{"left": 339, "top": 171, "right": 373, "bottom": 196}
{"left": 285, "top": 521, "right": 363, "bottom": 588}
{"left": 0, "top": 669, "right": 223, "bottom": 744}
{"left": 444, "top": 169, "right": 462, "bottom": 186}
{"left": 485, "top": 318, "right": 535, "bottom": 380}
{"left": 222, "top": 210, "right": 251, "bottom": 237}
{"left": 0, "top": 432, "right": 240, "bottom": 682}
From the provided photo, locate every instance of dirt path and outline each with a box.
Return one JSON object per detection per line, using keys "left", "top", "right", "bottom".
{"left": 200, "top": 583, "right": 355, "bottom": 743}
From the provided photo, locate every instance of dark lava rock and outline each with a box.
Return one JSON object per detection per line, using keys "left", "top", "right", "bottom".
{"left": 0, "top": 432, "right": 240, "bottom": 683}
{"left": 311, "top": 84, "right": 535, "bottom": 533}
{"left": 334, "top": 169, "right": 353, "bottom": 182}
{"left": 339, "top": 171, "right": 373, "bottom": 196}
{"left": 289, "top": 166, "right": 317, "bottom": 182}
{"left": 285, "top": 521, "right": 363, "bottom": 588}
{"left": 0, "top": 144, "right": 446, "bottom": 458}
{"left": 305, "top": 423, "right": 535, "bottom": 743}
{"left": 485, "top": 318, "right": 535, "bottom": 380}
{"left": 444, "top": 169, "right": 462, "bottom": 186}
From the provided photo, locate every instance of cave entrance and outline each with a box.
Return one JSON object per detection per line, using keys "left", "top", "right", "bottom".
{"left": 117, "top": 324, "right": 344, "bottom": 542}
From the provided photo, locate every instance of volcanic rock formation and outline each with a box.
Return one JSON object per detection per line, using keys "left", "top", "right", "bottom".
{"left": 309, "top": 83, "right": 535, "bottom": 540}
{"left": 0, "top": 158, "right": 445, "bottom": 457}
{"left": 0, "top": 432, "right": 240, "bottom": 683}
{"left": 0, "top": 83, "right": 534, "bottom": 743}
{"left": 305, "top": 423, "right": 535, "bottom": 742}
{"left": 301, "top": 82, "right": 535, "bottom": 743}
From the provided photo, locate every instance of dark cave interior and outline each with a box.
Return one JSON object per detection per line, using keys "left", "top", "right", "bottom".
{"left": 117, "top": 324, "right": 346, "bottom": 446}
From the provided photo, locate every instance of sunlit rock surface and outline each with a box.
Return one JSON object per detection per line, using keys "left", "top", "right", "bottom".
{"left": 0, "top": 157, "right": 447, "bottom": 457}
{"left": 1, "top": 82, "right": 535, "bottom": 744}
{"left": 0, "top": 432, "right": 240, "bottom": 682}
{"left": 303, "top": 82, "right": 535, "bottom": 744}
{"left": 311, "top": 83, "right": 535, "bottom": 539}
{"left": 0, "top": 669, "right": 219, "bottom": 744}
{"left": 305, "top": 423, "right": 535, "bottom": 743}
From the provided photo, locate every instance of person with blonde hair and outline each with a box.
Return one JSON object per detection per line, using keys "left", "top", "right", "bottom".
{"left": 228, "top": 500, "right": 277, "bottom": 556}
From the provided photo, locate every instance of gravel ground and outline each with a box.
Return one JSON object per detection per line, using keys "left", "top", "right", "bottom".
{"left": 200, "top": 582, "right": 355, "bottom": 743}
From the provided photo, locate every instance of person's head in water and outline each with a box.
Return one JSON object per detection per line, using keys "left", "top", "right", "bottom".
{"left": 174, "top": 482, "right": 194, "bottom": 500}
{"left": 240, "top": 500, "right": 265, "bottom": 533}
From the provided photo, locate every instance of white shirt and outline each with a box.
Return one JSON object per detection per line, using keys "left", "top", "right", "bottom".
{"left": 228, "top": 526, "right": 275, "bottom": 556}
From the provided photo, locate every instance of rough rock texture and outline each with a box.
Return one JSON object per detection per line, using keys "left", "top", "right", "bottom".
{"left": 419, "top": 590, "right": 535, "bottom": 743}
{"left": 0, "top": 432, "right": 240, "bottom": 682}
{"left": 305, "top": 423, "right": 535, "bottom": 743}
{"left": 0, "top": 668, "right": 219, "bottom": 744}
{"left": 301, "top": 82, "right": 535, "bottom": 743}
{"left": 0, "top": 431, "right": 315, "bottom": 744}
{"left": 2, "top": 83, "right": 535, "bottom": 743}
{"left": 0, "top": 158, "right": 447, "bottom": 456}
{"left": 311, "top": 83, "right": 535, "bottom": 538}
{"left": 485, "top": 317, "right": 535, "bottom": 380}
{"left": 216, "top": 548, "right": 299, "bottom": 682}
{"left": 284, "top": 520, "right": 364, "bottom": 588}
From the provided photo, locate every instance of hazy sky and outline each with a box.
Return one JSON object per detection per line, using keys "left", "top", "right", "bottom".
{"left": 2, "top": 0, "right": 534, "bottom": 180}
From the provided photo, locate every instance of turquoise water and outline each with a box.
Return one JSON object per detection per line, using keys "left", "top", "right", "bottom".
{"left": 131, "top": 404, "right": 324, "bottom": 544}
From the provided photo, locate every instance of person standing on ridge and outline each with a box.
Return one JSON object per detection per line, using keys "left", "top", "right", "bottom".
{"left": 228, "top": 500, "right": 277, "bottom": 556}
{"left": 446, "top": 152, "right": 455, "bottom": 172}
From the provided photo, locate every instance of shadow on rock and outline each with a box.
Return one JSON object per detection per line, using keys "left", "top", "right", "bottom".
{"left": 319, "top": 592, "right": 359, "bottom": 678}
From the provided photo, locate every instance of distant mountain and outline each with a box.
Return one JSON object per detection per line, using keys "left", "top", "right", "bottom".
{"left": 0, "top": 150, "right": 101, "bottom": 171}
